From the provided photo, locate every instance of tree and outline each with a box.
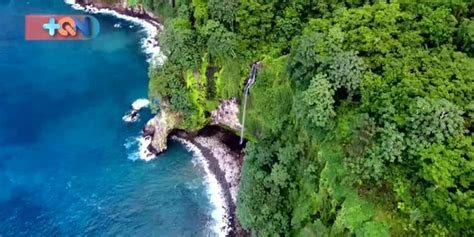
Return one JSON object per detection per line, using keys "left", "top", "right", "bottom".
{"left": 191, "top": 0, "right": 207, "bottom": 26}
{"left": 415, "top": 5, "right": 457, "bottom": 47}
{"left": 236, "top": 141, "right": 292, "bottom": 236}
{"left": 405, "top": 98, "right": 465, "bottom": 154}
{"left": 200, "top": 20, "right": 238, "bottom": 62}
{"left": 326, "top": 50, "right": 365, "bottom": 97}
{"left": 236, "top": 1, "right": 276, "bottom": 50}
{"left": 457, "top": 19, "right": 474, "bottom": 55}
{"left": 287, "top": 32, "right": 325, "bottom": 89}
{"left": 147, "top": 1, "right": 474, "bottom": 235}
{"left": 149, "top": 62, "right": 194, "bottom": 113}
{"left": 295, "top": 75, "right": 335, "bottom": 128}
{"left": 207, "top": 0, "right": 239, "bottom": 30}
{"left": 160, "top": 18, "right": 201, "bottom": 69}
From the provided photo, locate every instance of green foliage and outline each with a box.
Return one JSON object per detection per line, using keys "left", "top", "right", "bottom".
{"left": 415, "top": 5, "right": 457, "bottom": 47}
{"left": 191, "top": 0, "right": 207, "bottom": 26}
{"left": 160, "top": 18, "right": 201, "bottom": 69}
{"left": 217, "top": 61, "right": 243, "bottom": 99}
{"left": 127, "top": 0, "right": 137, "bottom": 6}
{"left": 149, "top": 62, "right": 193, "bottom": 113}
{"left": 245, "top": 57, "right": 293, "bottom": 137}
{"left": 207, "top": 0, "right": 239, "bottom": 30}
{"left": 294, "top": 75, "right": 335, "bottom": 128}
{"left": 405, "top": 98, "right": 465, "bottom": 154}
{"left": 149, "top": 62, "right": 206, "bottom": 129}
{"left": 326, "top": 50, "right": 364, "bottom": 96}
{"left": 287, "top": 32, "right": 324, "bottom": 88}
{"left": 237, "top": 140, "right": 293, "bottom": 236}
{"left": 393, "top": 136, "right": 474, "bottom": 235}
{"left": 236, "top": 1, "right": 276, "bottom": 50}
{"left": 356, "top": 221, "right": 390, "bottom": 237}
{"left": 200, "top": 20, "right": 238, "bottom": 63}
{"left": 147, "top": 0, "right": 474, "bottom": 236}
{"left": 457, "top": 19, "right": 474, "bottom": 55}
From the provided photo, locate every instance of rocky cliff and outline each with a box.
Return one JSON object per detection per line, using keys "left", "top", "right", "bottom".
{"left": 76, "top": 0, "right": 159, "bottom": 26}
{"left": 143, "top": 102, "right": 181, "bottom": 155}
{"left": 211, "top": 98, "right": 242, "bottom": 132}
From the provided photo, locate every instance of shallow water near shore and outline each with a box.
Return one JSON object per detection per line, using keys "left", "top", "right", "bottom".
{"left": 0, "top": 1, "right": 221, "bottom": 235}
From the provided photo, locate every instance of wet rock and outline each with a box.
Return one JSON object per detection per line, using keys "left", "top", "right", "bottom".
{"left": 143, "top": 102, "right": 180, "bottom": 154}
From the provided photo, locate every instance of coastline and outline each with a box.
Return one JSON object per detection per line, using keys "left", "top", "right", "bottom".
{"left": 173, "top": 126, "right": 249, "bottom": 237}
{"left": 68, "top": 0, "right": 165, "bottom": 64}
{"left": 67, "top": 1, "right": 246, "bottom": 236}
{"left": 74, "top": 0, "right": 161, "bottom": 27}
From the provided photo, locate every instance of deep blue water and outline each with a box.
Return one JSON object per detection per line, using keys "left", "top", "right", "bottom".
{"left": 0, "top": 0, "right": 216, "bottom": 236}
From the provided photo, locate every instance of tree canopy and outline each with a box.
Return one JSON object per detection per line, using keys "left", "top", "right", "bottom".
{"left": 139, "top": 0, "right": 474, "bottom": 235}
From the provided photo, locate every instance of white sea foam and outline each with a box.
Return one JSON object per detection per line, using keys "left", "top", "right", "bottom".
{"left": 195, "top": 137, "right": 241, "bottom": 204}
{"left": 131, "top": 98, "right": 150, "bottom": 110}
{"left": 67, "top": 2, "right": 227, "bottom": 232}
{"left": 139, "top": 135, "right": 156, "bottom": 161}
{"left": 172, "top": 137, "right": 231, "bottom": 237}
{"left": 67, "top": 2, "right": 166, "bottom": 65}
{"left": 124, "top": 136, "right": 156, "bottom": 161}
{"left": 124, "top": 136, "right": 140, "bottom": 161}
{"left": 122, "top": 112, "right": 139, "bottom": 123}
{"left": 113, "top": 23, "right": 122, "bottom": 28}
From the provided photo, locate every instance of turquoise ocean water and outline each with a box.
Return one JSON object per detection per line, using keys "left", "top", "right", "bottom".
{"left": 0, "top": 0, "right": 219, "bottom": 235}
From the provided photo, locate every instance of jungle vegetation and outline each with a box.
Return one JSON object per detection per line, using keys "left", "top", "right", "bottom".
{"left": 137, "top": 0, "right": 473, "bottom": 235}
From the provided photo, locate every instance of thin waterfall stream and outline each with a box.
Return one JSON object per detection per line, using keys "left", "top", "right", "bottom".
{"left": 240, "top": 63, "right": 258, "bottom": 144}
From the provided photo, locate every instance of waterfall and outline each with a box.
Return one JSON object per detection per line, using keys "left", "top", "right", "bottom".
{"left": 240, "top": 64, "right": 257, "bottom": 144}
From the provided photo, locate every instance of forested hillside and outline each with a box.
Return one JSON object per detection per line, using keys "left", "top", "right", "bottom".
{"left": 136, "top": 0, "right": 472, "bottom": 235}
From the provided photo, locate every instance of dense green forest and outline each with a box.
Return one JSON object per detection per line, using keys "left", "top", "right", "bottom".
{"left": 130, "top": 0, "right": 474, "bottom": 235}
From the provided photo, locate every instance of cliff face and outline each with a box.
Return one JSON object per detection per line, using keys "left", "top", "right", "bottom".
{"left": 76, "top": 0, "right": 158, "bottom": 23}
{"left": 143, "top": 102, "right": 181, "bottom": 154}
{"left": 211, "top": 98, "right": 242, "bottom": 132}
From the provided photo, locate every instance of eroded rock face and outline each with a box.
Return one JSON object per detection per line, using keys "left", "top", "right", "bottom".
{"left": 78, "top": 0, "right": 157, "bottom": 20}
{"left": 211, "top": 98, "right": 242, "bottom": 132}
{"left": 143, "top": 107, "right": 180, "bottom": 154}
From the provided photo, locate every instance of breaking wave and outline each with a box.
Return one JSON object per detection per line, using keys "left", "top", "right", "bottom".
{"left": 131, "top": 98, "right": 150, "bottom": 111}
{"left": 124, "top": 136, "right": 156, "bottom": 162}
{"left": 67, "top": 1, "right": 166, "bottom": 65}
{"left": 172, "top": 137, "right": 231, "bottom": 237}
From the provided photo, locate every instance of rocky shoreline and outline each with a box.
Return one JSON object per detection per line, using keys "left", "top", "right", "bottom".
{"left": 70, "top": 1, "right": 248, "bottom": 235}
{"left": 75, "top": 0, "right": 161, "bottom": 28}
{"left": 172, "top": 126, "right": 249, "bottom": 237}
{"left": 143, "top": 99, "right": 247, "bottom": 236}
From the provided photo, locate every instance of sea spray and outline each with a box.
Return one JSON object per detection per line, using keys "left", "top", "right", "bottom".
{"left": 138, "top": 135, "right": 156, "bottom": 161}
{"left": 131, "top": 98, "right": 150, "bottom": 110}
{"left": 122, "top": 99, "right": 150, "bottom": 123}
{"left": 67, "top": 2, "right": 227, "bottom": 233}
{"left": 124, "top": 135, "right": 156, "bottom": 161}
{"left": 124, "top": 136, "right": 140, "bottom": 161}
{"left": 195, "top": 136, "right": 241, "bottom": 204}
{"left": 172, "top": 137, "right": 232, "bottom": 237}
{"left": 67, "top": 1, "right": 165, "bottom": 159}
{"left": 67, "top": 1, "right": 166, "bottom": 65}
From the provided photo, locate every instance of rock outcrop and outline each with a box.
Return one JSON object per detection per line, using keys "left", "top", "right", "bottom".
{"left": 211, "top": 98, "right": 242, "bottom": 131}
{"left": 143, "top": 104, "right": 180, "bottom": 155}
{"left": 76, "top": 0, "right": 160, "bottom": 27}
